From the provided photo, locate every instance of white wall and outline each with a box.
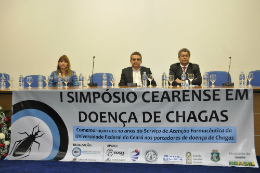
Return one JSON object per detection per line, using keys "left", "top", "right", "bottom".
{"left": 1, "top": 0, "right": 260, "bottom": 87}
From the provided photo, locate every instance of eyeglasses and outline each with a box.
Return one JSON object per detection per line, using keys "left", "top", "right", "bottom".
{"left": 180, "top": 55, "right": 189, "bottom": 58}
{"left": 131, "top": 58, "right": 141, "bottom": 61}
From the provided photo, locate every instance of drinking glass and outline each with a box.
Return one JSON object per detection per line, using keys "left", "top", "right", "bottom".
{"left": 64, "top": 76, "right": 69, "bottom": 88}
{"left": 109, "top": 75, "right": 116, "bottom": 87}
{"left": 168, "top": 75, "right": 174, "bottom": 87}
{"left": 27, "top": 77, "right": 33, "bottom": 89}
{"left": 148, "top": 74, "right": 154, "bottom": 87}
{"left": 44, "top": 75, "right": 50, "bottom": 88}
{"left": 188, "top": 73, "right": 194, "bottom": 88}
{"left": 7, "top": 76, "right": 13, "bottom": 89}
{"left": 248, "top": 72, "right": 253, "bottom": 86}
{"left": 85, "top": 75, "right": 91, "bottom": 87}
{"left": 210, "top": 74, "right": 216, "bottom": 87}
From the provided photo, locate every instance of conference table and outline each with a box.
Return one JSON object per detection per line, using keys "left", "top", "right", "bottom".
{"left": 0, "top": 86, "right": 259, "bottom": 166}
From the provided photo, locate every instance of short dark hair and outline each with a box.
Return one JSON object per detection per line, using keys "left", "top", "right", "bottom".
{"left": 130, "top": 51, "right": 142, "bottom": 60}
{"left": 178, "top": 48, "right": 190, "bottom": 57}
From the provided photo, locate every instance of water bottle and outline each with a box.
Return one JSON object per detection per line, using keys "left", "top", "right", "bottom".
{"left": 38, "top": 74, "right": 43, "bottom": 89}
{"left": 162, "top": 72, "right": 167, "bottom": 87}
{"left": 142, "top": 72, "right": 148, "bottom": 87}
{"left": 203, "top": 72, "right": 209, "bottom": 87}
{"left": 239, "top": 71, "right": 245, "bottom": 88}
{"left": 58, "top": 73, "right": 62, "bottom": 88}
{"left": 0, "top": 74, "right": 5, "bottom": 90}
{"left": 102, "top": 73, "right": 107, "bottom": 87}
{"left": 19, "top": 74, "right": 24, "bottom": 89}
{"left": 181, "top": 72, "right": 186, "bottom": 87}
{"left": 79, "top": 73, "right": 84, "bottom": 88}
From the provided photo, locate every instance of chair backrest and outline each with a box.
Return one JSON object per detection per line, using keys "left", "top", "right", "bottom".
{"left": 0, "top": 73, "right": 10, "bottom": 88}
{"left": 207, "top": 71, "right": 231, "bottom": 86}
{"left": 247, "top": 70, "right": 260, "bottom": 86}
{"left": 24, "top": 75, "right": 46, "bottom": 87}
{"left": 90, "top": 73, "right": 113, "bottom": 86}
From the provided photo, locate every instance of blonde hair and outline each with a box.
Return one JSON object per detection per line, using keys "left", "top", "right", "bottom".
{"left": 57, "top": 55, "right": 72, "bottom": 76}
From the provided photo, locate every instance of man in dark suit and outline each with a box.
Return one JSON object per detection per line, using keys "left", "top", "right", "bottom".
{"left": 169, "top": 48, "right": 202, "bottom": 86}
{"left": 119, "top": 52, "right": 156, "bottom": 86}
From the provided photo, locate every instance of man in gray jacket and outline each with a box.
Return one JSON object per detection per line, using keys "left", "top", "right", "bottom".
{"left": 169, "top": 48, "right": 202, "bottom": 86}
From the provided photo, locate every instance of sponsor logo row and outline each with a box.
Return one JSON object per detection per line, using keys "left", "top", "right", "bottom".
{"left": 71, "top": 144, "right": 255, "bottom": 166}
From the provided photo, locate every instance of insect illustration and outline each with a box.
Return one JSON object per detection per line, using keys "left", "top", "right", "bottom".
{"left": 9, "top": 124, "right": 45, "bottom": 159}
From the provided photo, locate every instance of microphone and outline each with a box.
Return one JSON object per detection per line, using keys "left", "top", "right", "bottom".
{"left": 88, "top": 56, "right": 98, "bottom": 87}
{"left": 222, "top": 57, "right": 234, "bottom": 86}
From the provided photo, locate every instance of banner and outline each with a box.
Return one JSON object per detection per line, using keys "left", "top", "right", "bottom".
{"left": 6, "top": 88, "right": 258, "bottom": 167}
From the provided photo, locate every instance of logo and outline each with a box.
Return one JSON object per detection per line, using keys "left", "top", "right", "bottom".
{"left": 163, "top": 155, "right": 182, "bottom": 162}
{"left": 106, "top": 149, "right": 125, "bottom": 156}
{"left": 211, "top": 150, "right": 220, "bottom": 163}
{"left": 106, "top": 149, "right": 114, "bottom": 156}
{"left": 130, "top": 149, "right": 140, "bottom": 161}
{"left": 144, "top": 149, "right": 158, "bottom": 162}
{"left": 73, "top": 158, "right": 77, "bottom": 161}
{"left": 9, "top": 100, "right": 69, "bottom": 161}
{"left": 9, "top": 124, "right": 45, "bottom": 159}
{"left": 107, "top": 144, "right": 118, "bottom": 147}
{"left": 229, "top": 161, "right": 255, "bottom": 166}
{"left": 114, "top": 151, "right": 124, "bottom": 156}
{"left": 186, "top": 152, "right": 192, "bottom": 164}
{"left": 72, "top": 147, "right": 81, "bottom": 157}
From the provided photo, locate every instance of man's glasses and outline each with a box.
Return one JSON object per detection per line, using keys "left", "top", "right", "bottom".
{"left": 131, "top": 58, "right": 141, "bottom": 61}
{"left": 180, "top": 55, "right": 189, "bottom": 58}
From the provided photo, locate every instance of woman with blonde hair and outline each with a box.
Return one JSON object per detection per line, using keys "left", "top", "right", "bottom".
{"left": 49, "top": 55, "right": 79, "bottom": 87}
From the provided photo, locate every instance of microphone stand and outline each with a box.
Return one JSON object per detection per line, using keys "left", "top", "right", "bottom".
{"left": 89, "top": 56, "right": 97, "bottom": 87}
{"left": 222, "top": 57, "right": 234, "bottom": 86}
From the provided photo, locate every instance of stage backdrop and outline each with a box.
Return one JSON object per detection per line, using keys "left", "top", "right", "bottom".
{"left": 6, "top": 88, "right": 258, "bottom": 167}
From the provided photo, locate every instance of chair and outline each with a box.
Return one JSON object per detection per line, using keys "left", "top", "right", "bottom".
{"left": 247, "top": 70, "right": 260, "bottom": 86}
{"left": 24, "top": 75, "right": 46, "bottom": 87}
{"left": 90, "top": 73, "right": 113, "bottom": 86}
{"left": 207, "top": 71, "right": 231, "bottom": 86}
{"left": 0, "top": 73, "right": 10, "bottom": 88}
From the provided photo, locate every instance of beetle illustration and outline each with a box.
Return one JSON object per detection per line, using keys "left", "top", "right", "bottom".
{"left": 9, "top": 124, "right": 45, "bottom": 159}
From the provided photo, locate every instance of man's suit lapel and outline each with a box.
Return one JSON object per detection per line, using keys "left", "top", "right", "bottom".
{"left": 128, "top": 67, "right": 133, "bottom": 83}
{"left": 177, "top": 63, "right": 183, "bottom": 77}
{"left": 140, "top": 67, "right": 144, "bottom": 79}
{"left": 186, "top": 63, "right": 193, "bottom": 75}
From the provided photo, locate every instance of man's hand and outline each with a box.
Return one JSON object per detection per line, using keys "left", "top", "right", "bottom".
{"left": 175, "top": 78, "right": 181, "bottom": 84}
